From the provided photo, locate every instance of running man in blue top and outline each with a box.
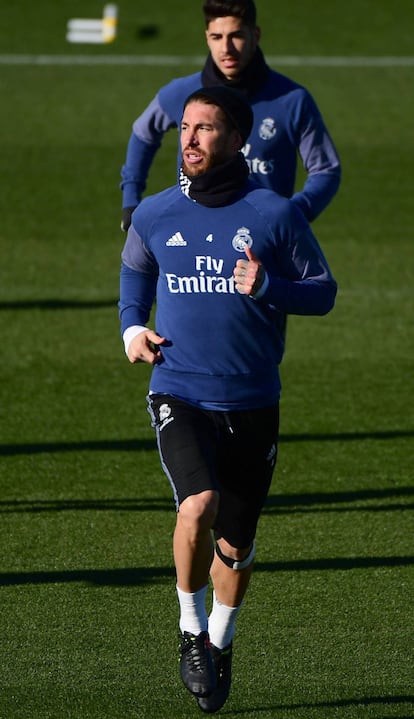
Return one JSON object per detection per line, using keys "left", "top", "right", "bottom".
{"left": 120, "top": 0, "right": 341, "bottom": 231}
{"left": 119, "top": 85, "right": 337, "bottom": 713}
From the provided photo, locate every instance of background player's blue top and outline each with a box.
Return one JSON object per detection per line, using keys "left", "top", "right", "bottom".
{"left": 121, "top": 68, "right": 341, "bottom": 222}
{"left": 119, "top": 180, "right": 337, "bottom": 411}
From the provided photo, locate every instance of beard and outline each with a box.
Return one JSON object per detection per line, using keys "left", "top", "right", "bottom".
{"left": 181, "top": 147, "right": 229, "bottom": 178}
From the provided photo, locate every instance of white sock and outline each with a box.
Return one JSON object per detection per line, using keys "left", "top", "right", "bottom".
{"left": 208, "top": 591, "right": 243, "bottom": 650}
{"left": 177, "top": 584, "right": 209, "bottom": 635}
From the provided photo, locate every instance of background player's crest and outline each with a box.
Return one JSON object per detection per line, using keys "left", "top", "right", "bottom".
{"left": 259, "top": 117, "right": 277, "bottom": 140}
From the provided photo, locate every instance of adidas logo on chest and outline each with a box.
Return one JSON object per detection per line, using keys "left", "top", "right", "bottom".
{"left": 166, "top": 231, "right": 187, "bottom": 246}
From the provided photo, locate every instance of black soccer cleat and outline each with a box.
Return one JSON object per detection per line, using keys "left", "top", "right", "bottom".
{"left": 180, "top": 631, "right": 216, "bottom": 698}
{"left": 197, "top": 642, "right": 233, "bottom": 713}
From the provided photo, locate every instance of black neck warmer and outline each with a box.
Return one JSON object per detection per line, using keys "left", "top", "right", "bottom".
{"left": 201, "top": 46, "right": 270, "bottom": 97}
{"left": 180, "top": 153, "right": 249, "bottom": 207}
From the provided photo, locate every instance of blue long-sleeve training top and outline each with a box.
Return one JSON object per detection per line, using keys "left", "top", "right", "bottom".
{"left": 121, "top": 68, "right": 341, "bottom": 222}
{"left": 119, "top": 180, "right": 337, "bottom": 411}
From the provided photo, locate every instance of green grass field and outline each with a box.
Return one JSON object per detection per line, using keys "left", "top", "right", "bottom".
{"left": 0, "top": 1, "right": 413, "bottom": 717}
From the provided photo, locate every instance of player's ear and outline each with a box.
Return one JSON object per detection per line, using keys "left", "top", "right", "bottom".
{"left": 232, "top": 129, "right": 244, "bottom": 152}
{"left": 254, "top": 26, "right": 261, "bottom": 43}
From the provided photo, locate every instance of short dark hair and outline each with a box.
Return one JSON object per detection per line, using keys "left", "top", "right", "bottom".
{"left": 202, "top": 0, "right": 257, "bottom": 28}
{"left": 184, "top": 86, "right": 254, "bottom": 144}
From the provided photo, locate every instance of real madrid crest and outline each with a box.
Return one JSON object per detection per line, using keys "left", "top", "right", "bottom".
{"left": 232, "top": 227, "right": 253, "bottom": 252}
{"left": 259, "top": 117, "right": 277, "bottom": 140}
{"left": 159, "top": 403, "right": 171, "bottom": 421}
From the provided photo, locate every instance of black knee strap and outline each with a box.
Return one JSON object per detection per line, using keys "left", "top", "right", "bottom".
{"left": 215, "top": 541, "right": 256, "bottom": 570}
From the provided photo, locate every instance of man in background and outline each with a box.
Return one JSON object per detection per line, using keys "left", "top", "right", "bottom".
{"left": 120, "top": 0, "right": 341, "bottom": 231}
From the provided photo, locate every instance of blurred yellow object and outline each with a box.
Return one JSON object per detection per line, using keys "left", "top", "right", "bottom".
{"left": 66, "top": 4, "right": 118, "bottom": 44}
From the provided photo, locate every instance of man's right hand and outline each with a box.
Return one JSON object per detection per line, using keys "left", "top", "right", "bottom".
{"left": 121, "top": 206, "right": 137, "bottom": 232}
{"left": 127, "top": 329, "right": 166, "bottom": 365}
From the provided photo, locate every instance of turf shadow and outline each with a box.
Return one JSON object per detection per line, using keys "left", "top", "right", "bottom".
{"left": 263, "top": 486, "right": 414, "bottom": 515}
{"left": 0, "top": 497, "right": 172, "bottom": 513}
{"left": 0, "top": 555, "right": 412, "bottom": 587}
{"left": 1, "top": 429, "right": 413, "bottom": 456}
{"left": 0, "top": 438, "right": 156, "bottom": 455}
{"left": 0, "top": 298, "right": 117, "bottom": 310}
{"left": 229, "top": 694, "right": 414, "bottom": 715}
{"left": 0, "top": 487, "right": 412, "bottom": 515}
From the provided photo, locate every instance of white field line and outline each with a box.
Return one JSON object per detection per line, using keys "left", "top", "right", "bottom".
{"left": 0, "top": 54, "right": 414, "bottom": 67}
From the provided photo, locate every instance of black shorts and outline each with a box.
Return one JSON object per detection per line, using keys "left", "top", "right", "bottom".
{"left": 147, "top": 394, "right": 279, "bottom": 548}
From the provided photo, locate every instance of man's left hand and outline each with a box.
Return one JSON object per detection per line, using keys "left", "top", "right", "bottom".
{"left": 233, "top": 246, "right": 265, "bottom": 296}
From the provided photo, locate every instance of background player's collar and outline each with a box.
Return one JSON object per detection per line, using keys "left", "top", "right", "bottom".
{"left": 201, "top": 47, "right": 270, "bottom": 97}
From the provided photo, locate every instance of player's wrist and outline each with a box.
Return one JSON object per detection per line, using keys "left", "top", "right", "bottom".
{"left": 123, "top": 325, "right": 147, "bottom": 355}
{"left": 250, "top": 270, "right": 269, "bottom": 299}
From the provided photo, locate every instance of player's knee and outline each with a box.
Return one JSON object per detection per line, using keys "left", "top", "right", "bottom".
{"left": 178, "top": 490, "right": 218, "bottom": 532}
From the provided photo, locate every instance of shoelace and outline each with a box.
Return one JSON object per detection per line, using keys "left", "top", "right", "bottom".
{"left": 182, "top": 634, "right": 210, "bottom": 673}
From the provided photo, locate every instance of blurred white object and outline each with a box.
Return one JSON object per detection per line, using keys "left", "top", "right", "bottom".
{"left": 102, "top": 4, "right": 118, "bottom": 42}
{"left": 66, "top": 4, "right": 118, "bottom": 44}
